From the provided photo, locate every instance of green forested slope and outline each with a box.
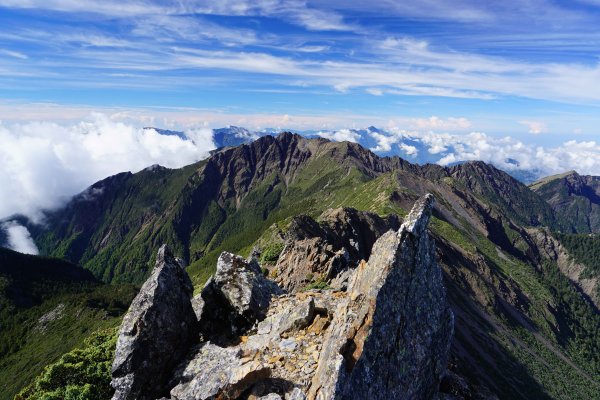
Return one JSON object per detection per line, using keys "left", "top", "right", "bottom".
{"left": 0, "top": 247, "right": 136, "bottom": 399}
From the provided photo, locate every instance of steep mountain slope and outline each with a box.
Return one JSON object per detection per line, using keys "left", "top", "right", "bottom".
{"left": 447, "top": 161, "right": 560, "bottom": 228}
{"left": 13, "top": 133, "right": 600, "bottom": 399}
{"left": 0, "top": 247, "right": 136, "bottom": 399}
{"left": 27, "top": 134, "right": 409, "bottom": 284}
{"left": 530, "top": 170, "right": 600, "bottom": 233}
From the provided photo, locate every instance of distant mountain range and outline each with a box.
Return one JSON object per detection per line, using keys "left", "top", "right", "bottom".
{"left": 531, "top": 170, "right": 600, "bottom": 233}
{"left": 145, "top": 125, "right": 546, "bottom": 183}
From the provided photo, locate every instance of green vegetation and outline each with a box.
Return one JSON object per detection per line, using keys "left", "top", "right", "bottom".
{"left": 260, "top": 242, "right": 285, "bottom": 264}
{"left": 303, "top": 278, "right": 330, "bottom": 291}
{"left": 0, "top": 248, "right": 136, "bottom": 399}
{"left": 430, "top": 217, "right": 476, "bottom": 254}
{"left": 556, "top": 233, "right": 600, "bottom": 279}
{"left": 16, "top": 328, "right": 117, "bottom": 400}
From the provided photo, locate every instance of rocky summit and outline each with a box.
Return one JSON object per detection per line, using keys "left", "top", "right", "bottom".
{"left": 111, "top": 245, "right": 198, "bottom": 400}
{"left": 110, "top": 194, "right": 454, "bottom": 399}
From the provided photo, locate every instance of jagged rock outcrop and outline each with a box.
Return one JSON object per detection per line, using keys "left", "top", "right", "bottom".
{"left": 111, "top": 195, "right": 453, "bottom": 400}
{"left": 308, "top": 194, "right": 454, "bottom": 399}
{"left": 527, "top": 227, "right": 599, "bottom": 309}
{"left": 166, "top": 194, "right": 452, "bottom": 400}
{"left": 274, "top": 208, "right": 400, "bottom": 292}
{"left": 195, "top": 252, "right": 283, "bottom": 343}
{"left": 111, "top": 245, "right": 198, "bottom": 400}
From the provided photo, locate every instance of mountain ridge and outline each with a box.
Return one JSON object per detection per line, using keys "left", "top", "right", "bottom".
{"left": 530, "top": 170, "right": 600, "bottom": 233}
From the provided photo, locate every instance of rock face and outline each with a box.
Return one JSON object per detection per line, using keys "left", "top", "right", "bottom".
{"left": 274, "top": 208, "right": 400, "bottom": 292}
{"left": 195, "top": 252, "right": 283, "bottom": 343}
{"left": 308, "top": 194, "right": 453, "bottom": 399}
{"left": 111, "top": 195, "right": 453, "bottom": 400}
{"left": 527, "top": 227, "right": 599, "bottom": 309}
{"left": 111, "top": 245, "right": 198, "bottom": 400}
{"left": 530, "top": 171, "right": 600, "bottom": 233}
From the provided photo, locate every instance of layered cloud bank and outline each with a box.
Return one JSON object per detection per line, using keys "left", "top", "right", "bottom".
{"left": 0, "top": 114, "right": 215, "bottom": 222}
{"left": 317, "top": 127, "right": 600, "bottom": 178}
{"left": 1, "top": 114, "right": 599, "bottom": 254}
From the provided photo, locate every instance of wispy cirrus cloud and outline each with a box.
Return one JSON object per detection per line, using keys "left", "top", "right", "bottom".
{"left": 0, "top": 0, "right": 599, "bottom": 142}
{"left": 3, "top": 27, "right": 600, "bottom": 105}
{"left": 0, "top": 48, "right": 28, "bottom": 59}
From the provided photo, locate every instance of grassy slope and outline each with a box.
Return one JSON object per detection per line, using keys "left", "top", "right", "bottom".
{"left": 530, "top": 172, "right": 600, "bottom": 233}
{"left": 430, "top": 202, "right": 600, "bottom": 400}
{"left": 33, "top": 164, "right": 200, "bottom": 284}
{"left": 0, "top": 248, "right": 136, "bottom": 399}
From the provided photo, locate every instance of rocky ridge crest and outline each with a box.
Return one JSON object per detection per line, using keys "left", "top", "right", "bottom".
{"left": 110, "top": 195, "right": 453, "bottom": 399}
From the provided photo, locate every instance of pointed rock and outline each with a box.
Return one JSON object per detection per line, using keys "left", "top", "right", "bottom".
{"left": 111, "top": 245, "right": 198, "bottom": 400}
{"left": 309, "top": 194, "right": 454, "bottom": 399}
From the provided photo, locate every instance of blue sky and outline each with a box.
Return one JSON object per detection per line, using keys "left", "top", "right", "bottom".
{"left": 3, "top": 0, "right": 600, "bottom": 237}
{"left": 0, "top": 0, "right": 600, "bottom": 143}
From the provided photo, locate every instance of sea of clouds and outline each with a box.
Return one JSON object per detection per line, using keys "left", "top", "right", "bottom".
{"left": 1, "top": 114, "right": 599, "bottom": 255}
{"left": 0, "top": 113, "right": 215, "bottom": 254}
{"left": 319, "top": 127, "right": 600, "bottom": 177}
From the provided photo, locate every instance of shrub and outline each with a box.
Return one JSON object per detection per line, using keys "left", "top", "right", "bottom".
{"left": 16, "top": 329, "right": 117, "bottom": 400}
{"left": 260, "top": 242, "right": 285, "bottom": 264}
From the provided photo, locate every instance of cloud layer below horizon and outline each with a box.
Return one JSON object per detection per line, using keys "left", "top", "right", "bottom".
{"left": 0, "top": 114, "right": 215, "bottom": 222}
{"left": 316, "top": 127, "right": 600, "bottom": 178}
{"left": 1, "top": 113, "right": 599, "bottom": 223}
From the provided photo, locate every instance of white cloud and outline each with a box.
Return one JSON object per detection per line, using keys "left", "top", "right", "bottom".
{"left": 317, "top": 128, "right": 360, "bottom": 142}
{"left": 412, "top": 130, "right": 600, "bottom": 176}
{"left": 368, "top": 130, "right": 402, "bottom": 152}
{"left": 366, "top": 88, "right": 384, "bottom": 96}
{"left": 0, "top": 113, "right": 215, "bottom": 221}
{"left": 191, "top": 0, "right": 354, "bottom": 31}
{"left": 0, "top": 0, "right": 354, "bottom": 32}
{"left": 407, "top": 116, "right": 472, "bottom": 131}
{"left": 399, "top": 143, "right": 418, "bottom": 156}
{"left": 1, "top": 221, "right": 39, "bottom": 254}
{"left": 0, "top": 48, "right": 28, "bottom": 59}
{"left": 520, "top": 120, "right": 548, "bottom": 134}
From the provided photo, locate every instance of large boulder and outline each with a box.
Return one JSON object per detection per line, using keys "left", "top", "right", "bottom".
{"left": 111, "top": 245, "right": 198, "bottom": 400}
{"left": 309, "top": 194, "right": 454, "bottom": 399}
{"left": 169, "top": 342, "right": 271, "bottom": 400}
{"left": 196, "top": 251, "right": 283, "bottom": 343}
